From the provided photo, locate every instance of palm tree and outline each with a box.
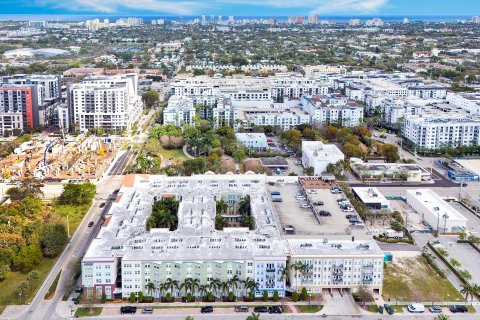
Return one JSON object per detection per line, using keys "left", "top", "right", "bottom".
{"left": 433, "top": 315, "right": 450, "bottom": 320}
{"left": 470, "top": 284, "right": 479, "bottom": 305}
{"left": 216, "top": 198, "right": 228, "bottom": 214}
{"left": 180, "top": 278, "right": 193, "bottom": 297}
{"left": 238, "top": 195, "right": 251, "bottom": 216}
{"left": 198, "top": 284, "right": 209, "bottom": 299}
{"left": 278, "top": 265, "right": 290, "bottom": 287}
{"left": 460, "top": 283, "right": 474, "bottom": 305}
{"left": 290, "top": 261, "right": 305, "bottom": 291}
{"left": 158, "top": 282, "right": 167, "bottom": 298}
{"left": 209, "top": 278, "right": 221, "bottom": 298}
{"left": 165, "top": 278, "right": 179, "bottom": 297}
{"left": 158, "top": 213, "right": 177, "bottom": 230}
{"left": 190, "top": 278, "right": 200, "bottom": 297}
{"left": 246, "top": 313, "right": 261, "bottom": 320}
{"left": 145, "top": 282, "right": 155, "bottom": 297}
{"left": 228, "top": 275, "right": 241, "bottom": 296}
{"left": 220, "top": 281, "right": 229, "bottom": 299}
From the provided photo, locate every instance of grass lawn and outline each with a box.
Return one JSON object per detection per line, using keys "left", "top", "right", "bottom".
{"left": 44, "top": 271, "right": 61, "bottom": 300}
{"left": 0, "top": 258, "right": 57, "bottom": 312}
{"left": 51, "top": 204, "right": 91, "bottom": 235}
{"left": 158, "top": 147, "right": 188, "bottom": 163}
{"left": 392, "top": 305, "right": 404, "bottom": 313}
{"left": 297, "top": 305, "right": 323, "bottom": 313}
{"left": 383, "top": 256, "right": 463, "bottom": 302}
{"left": 74, "top": 307, "right": 102, "bottom": 317}
{"left": 467, "top": 305, "right": 476, "bottom": 313}
{"left": 367, "top": 305, "right": 379, "bottom": 313}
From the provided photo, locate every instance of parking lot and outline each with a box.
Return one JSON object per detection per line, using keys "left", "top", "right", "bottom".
{"left": 269, "top": 183, "right": 353, "bottom": 235}
{"left": 435, "top": 235, "right": 480, "bottom": 284}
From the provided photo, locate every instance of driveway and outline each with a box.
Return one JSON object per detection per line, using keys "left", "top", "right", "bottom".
{"left": 321, "top": 289, "right": 367, "bottom": 316}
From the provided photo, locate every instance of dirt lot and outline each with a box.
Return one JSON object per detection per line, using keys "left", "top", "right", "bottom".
{"left": 383, "top": 256, "right": 463, "bottom": 302}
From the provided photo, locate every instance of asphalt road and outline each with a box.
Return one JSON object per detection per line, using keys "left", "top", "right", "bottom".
{"left": 108, "top": 147, "right": 134, "bottom": 175}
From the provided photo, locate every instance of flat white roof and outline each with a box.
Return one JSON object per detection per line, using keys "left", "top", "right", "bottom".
{"left": 302, "top": 141, "right": 344, "bottom": 160}
{"left": 352, "top": 187, "right": 389, "bottom": 205}
{"left": 406, "top": 189, "right": 468, "bottom": 222}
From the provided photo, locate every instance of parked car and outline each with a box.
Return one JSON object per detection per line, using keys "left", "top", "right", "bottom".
{"left": 330, "top": 187, "right": 342, "bottom": 194}
{"left": 296, "top": 196, "right": 306, "bottom": 200}
{"left": 88, "top": 221, "right": 94, "bottom": 227}
{"left": 407, "top": 303, "right": 425, "bottom": 313}
{"left": 75, "top": 287, "right": 83, "bottom": 293}
{"left": 272, "top": 198, "right": 283, "bottom": 203}
{"left": 313, "top": 201, "right": 324, "bottom": 206}
{"left": 271, "top": 191, "right": 281, "bottom": 196}
{"left": 342, "top": 207, "right": 354, "bottom": 212}
{"left": 142, "top": 307, "right": 154, "bottom": 314}
{"left": 319, "top": 210, "right": 331, "bottom": 216}
{"left": 99, "top": 202, "right": 105, "bottom": 208}
{"left": 449, "top": 305, "right": 467, "bottom": 313}
{"left": 201, "top": 306, "right": 214, "bottom": 313}
{"left": 337, "top": 198, "right": 348, "bottom": 203}
{"left": 254, "top": 306, "right": 269, "bottom": 313}
{"left": 234, "top": 306, "right": 249, "bottom": 312}
{"left": 268, "top": 306, "right": 283, "bottom": 314}
{"left": 300, "top": 203, "right": 310, "bottom": 208}
{"left": 120, "top": 306, "right": 137, "bottom": 314}
{"left": 429, "top": 306, "right": 442, "bottom": 313}
{"left": 346, "top": 214, "right": 356, "bottom": 219}
{"left": 383, "top": 304, "right": 394, "bottom": 315}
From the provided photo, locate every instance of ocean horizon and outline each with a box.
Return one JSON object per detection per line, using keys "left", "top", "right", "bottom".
{"left": 0, "top": 14, "right": 476, "bottom": 23}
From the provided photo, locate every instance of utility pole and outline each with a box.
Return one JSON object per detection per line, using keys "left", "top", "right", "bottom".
{"left": 67, "top": 214, "right": 70, "bottom": 238}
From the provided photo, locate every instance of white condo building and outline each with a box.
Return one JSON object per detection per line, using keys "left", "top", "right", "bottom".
{"left": 302, "top": 96, "right": 364, "bottom": 127}
{"left": 81, "top": 174, "right": 384, "bottom": 300}
{"left": 69, "top": 74, "right": 142, "bottom": 133}
{"left": 301, "top": 141, "right": 345, "bottom": 175}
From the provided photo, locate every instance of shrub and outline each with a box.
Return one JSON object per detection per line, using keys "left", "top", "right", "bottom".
{"left": 263, "top": 290, "right": 268, "bottom": 302}
{"left": 206, "top": 292, "right": 215, "bottom": 302}
{"left": 143, "top": 296, "right": 154, "bottom": 303}
{"left": 101, "top": 293, "right": 106, "bottom": 303}
{"left": 292, "top": 292, "right": 299, "bottom": 302}
{"left": 273, "top": 291, "right": 279, "bottom": 302}
{"left": 138, "top": 291, "right": 144, "bottom": 303}
{"left": 228, "top": 292, "right": 236, "bottom": 302}
{"left": 301, "top": 287, "right": 308, "bottom": 301}
{"left": 248, "top": 291, "right": 254, "bottom": 301}
{"left": 129, "top": 292, "right": 136, "bottom": 303}
{"left": 165, "top": 292, "right": 172, "bottom": 302}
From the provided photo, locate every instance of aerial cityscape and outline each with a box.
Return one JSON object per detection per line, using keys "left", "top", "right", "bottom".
{"left": 0, "top": 1, "right": 480, "bottom": 319}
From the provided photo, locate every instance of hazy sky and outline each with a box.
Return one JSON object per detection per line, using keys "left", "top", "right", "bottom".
{"left": 2, "top": 0, "right": 480, "bottom": 16}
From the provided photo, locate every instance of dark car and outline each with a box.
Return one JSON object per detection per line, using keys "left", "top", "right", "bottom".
{"left": 337, "top": 198, "right": 348, "bottom": 203}
{"left": 201, "top": 306, "right": 214, "bottom": 313}
{"left": 346, "top": 214, "right": 356, "bottom": 219}
{"left": 75, "top": 287, "right": 83, "bottom": 293}
{"left": 313, "top": 201, "right": 324, "bottom": 206}
{"left": 268, "top": 306, "right": 283, "bottom": 314}
{"left": 99, "top": 202, "right": 105, "bottom": 208}
{"left": 88, "top": 221, "right": 94, "bottom": 227}
{"left": 120, "top": 306, "right": 137, "bottom": 314}
{"left": 449, "top": 305, "right": 467, "bottom": 313}
{"left": 254, "top": 306, "right": 269, "bottom": 313}
{"left": 384, "top": 304, "right": 394, "bottom": 315}
{"left": 319, "top": 210, "right": 331, "bottom": 216}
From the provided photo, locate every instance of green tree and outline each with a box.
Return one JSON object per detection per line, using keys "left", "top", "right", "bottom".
{"left": 0, "top": 264, "right": 10, "bottom": 281}
{"left": 26, "top": 270, "right": 39, "bottom": 289}
{"left": 6, "top": 178, "right": 43, "bottom": 200}
{"left": 39, "top": 224, "right": 68, "bottom": 258}
{"left": 232, "top": 148, "right": 247, "bottom": 162}
{"left": 301, "top": 287, "right": 308, "bottom": 300}
{"left": 273, "top": 291, "right": 279, "bottom": 302}
{"left": 304, "top": 167, "right": 314, "bottom": 176}
{"left": 182, "top": 158, "right": 206, "bottom": 175}
{"left": 292, "top": 291, "right": 299, "bottom": 302}
{"left": 138, "top": 291, "right": 144, "bottom": 303}
{"left": 262, "top": 290, "right": 268, "bottom": 301}
{"left": 142, "top": 90, "right": 160, "bottom": 109}
{"left": 136, "top": 154, "right": 154, "bottom": 173}
{"left": 13, "top": 245, "right": 42, "bottom": 273}
{"left": 59, "top": 182, "right": 96, "bottom": 205}
{"left": 380, "top": 144, "right": 400, "bottom": 163}
{"left": 129, "top": 292, "right": 136, "bottom": 303}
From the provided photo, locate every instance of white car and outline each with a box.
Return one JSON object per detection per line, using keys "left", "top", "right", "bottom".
{"left": 407, "top": 304, "right": 425, "bottom": 313}
{"left": 300, "top": 203, "right": 310, "bottom": 208}
{"left": 296, "top": 196, "right": 306, "bottom": 200}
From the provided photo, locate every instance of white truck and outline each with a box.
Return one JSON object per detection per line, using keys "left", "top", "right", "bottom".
{"left": 383, "top": 229, "right": 404, "bottom": 239}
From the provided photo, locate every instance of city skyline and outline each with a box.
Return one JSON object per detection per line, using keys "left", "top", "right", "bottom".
{"left": 3, "top": 0, "right": 480, "bottom": 16}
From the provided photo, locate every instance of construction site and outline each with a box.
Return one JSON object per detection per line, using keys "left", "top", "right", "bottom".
{"left": 0, "top": 135, "right": 123, "bottom": 182}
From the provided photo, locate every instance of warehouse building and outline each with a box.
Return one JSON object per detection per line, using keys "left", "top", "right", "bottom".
{"left": 352, "top": 187, "right": 390, "bottom": 210}
{"left": 406, "top": 189, "right": 467, "bottom": 233}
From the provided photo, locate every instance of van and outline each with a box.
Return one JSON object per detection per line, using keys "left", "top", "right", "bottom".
{"left": 407, "top": 304, "right": 425, "bottom": 313}
{"left": 142, "top": 307, "right": 154, "bottom": 314}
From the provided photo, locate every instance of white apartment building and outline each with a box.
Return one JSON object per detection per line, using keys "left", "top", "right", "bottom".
{"left": 236, "top": 133, "right": 268, "bottom": 149}
{"left": 162, "top": 96, "right": 196, "bottom": 126}
{"left": 301, "top": 141, "right": 345, "bottom": 175}
{"left": 403, "top": 115, "right": 480, "bottom": 149}
{"left": 244, "top": 109, "right": 310, "bottom": 131}
{"left": 302, "top": 96, "right": 364, "bottom": 127}
{"left": 304, "top": 65, "right": 347, "bottom": 76}
{"left": 81, "top": 174, "right": 383, "bottom": 300}
{"left": 69, "top": 74, "right": 142, "bottom": 132}
{"left": 446, "top": 92, "right": 480, "bottom": 114}
{"left": 407, "top": 86, "right": 447, "bottom": 99}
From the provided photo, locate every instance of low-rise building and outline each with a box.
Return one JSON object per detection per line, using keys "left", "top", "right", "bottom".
{"left": 350, "top": 158, "right": 431, "bottom": 182}
{"left": 352, "top": 187, "right": 390, "bottom": 210}
{"left": 236, "top": 133, "right": 268, "bottom": 149}
{"left": 301, "top": 141, "right": 344, "bottom": 176}
{"left": 406, "top": 189, "right": 468, "bottom": 233}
